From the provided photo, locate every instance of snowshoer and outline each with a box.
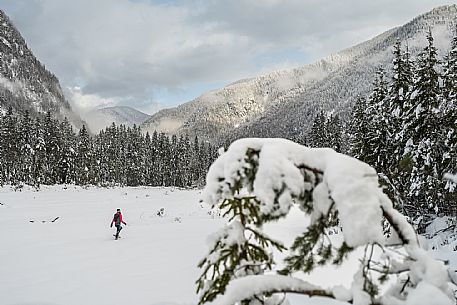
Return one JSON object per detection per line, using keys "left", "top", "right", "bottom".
{"left": 111, "top": 208, "right": 127, "bottom": 240}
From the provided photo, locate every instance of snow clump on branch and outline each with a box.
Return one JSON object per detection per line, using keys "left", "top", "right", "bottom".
{"left": 197, "top": 138, "right": 455, "bottom": 305}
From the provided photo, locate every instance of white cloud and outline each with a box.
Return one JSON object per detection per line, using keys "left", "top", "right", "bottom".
{"left": 3, "top": 0, "right": 456, "bottom": 111}
{"left": 67, "top": 87, "right": 118, "bottom": 113}
{"left": 0, "top": 76, "right": 20, "bottom": 94}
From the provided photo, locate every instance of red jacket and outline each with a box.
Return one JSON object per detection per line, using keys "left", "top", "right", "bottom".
{"left": 111, "top": 212, "right": 126, "bottom": 226}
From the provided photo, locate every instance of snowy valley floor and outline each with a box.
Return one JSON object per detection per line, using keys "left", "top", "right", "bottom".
{"left": 0, "top": 186, "right": 455, "bottom": 305}
{"left": 0, "top": 186, "right": 224, "bottom": 305}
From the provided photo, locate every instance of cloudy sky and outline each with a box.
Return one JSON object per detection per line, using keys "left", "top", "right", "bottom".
{"left": 2, "top": 0, "right": 455, "bottom": 114}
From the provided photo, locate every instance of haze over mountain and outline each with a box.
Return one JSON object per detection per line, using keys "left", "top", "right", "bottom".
{"left": 83, "top": 106, "right": 151, "bottom": 132}
{"left": 141, "top": 5, "right": 457, "bottom": 144}
{"left": 0, "top": 10, "right": 83, "bottom": 128}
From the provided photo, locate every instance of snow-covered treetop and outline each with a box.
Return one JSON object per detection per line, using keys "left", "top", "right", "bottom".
{"left": 204, "top": 138, "right": 407, "bottom": 248}
{"left": 198, "top": 138, "right": 454, "bottom": 305}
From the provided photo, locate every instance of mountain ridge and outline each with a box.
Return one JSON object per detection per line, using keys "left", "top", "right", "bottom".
{"left": 83, "top": 106, "right": 151, "bottom": 132}
{"left": 141, "top": 4, "right": 457, "bottom": 144}
{"left": 0, "top": 9, "right": 84, "bottom": 128}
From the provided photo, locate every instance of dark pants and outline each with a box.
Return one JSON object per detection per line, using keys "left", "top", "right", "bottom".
{"left": 115, "top": 224, "right": 122, "bottom": 238}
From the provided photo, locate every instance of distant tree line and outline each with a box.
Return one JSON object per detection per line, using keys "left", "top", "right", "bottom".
{"left": 306, "top": 30, "right": 456, "bottom": 226}
{"left": 0, "top": 109, "right": 218, "bottom": 188}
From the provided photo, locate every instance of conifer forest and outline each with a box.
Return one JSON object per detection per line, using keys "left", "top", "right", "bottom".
{"left": 0, "top": 110, "right": 217, "bottom": 188}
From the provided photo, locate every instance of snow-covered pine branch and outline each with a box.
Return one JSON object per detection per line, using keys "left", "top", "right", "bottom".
{"left": 197, "top": 138, "right": 454, "bottom": 305}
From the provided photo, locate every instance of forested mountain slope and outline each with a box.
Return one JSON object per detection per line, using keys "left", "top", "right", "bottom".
{"left": 142, "top": 5, "right": 457, "bottom": 144}
{"left": 0, "top": 9, "right": 83, "bottom": 128}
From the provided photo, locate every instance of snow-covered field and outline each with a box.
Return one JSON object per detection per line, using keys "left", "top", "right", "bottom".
{"left": 1, "top": 186, "right": 455, "bottom": 305}
{"left": 0, "top": 186, "right": 224, "bottom": 305}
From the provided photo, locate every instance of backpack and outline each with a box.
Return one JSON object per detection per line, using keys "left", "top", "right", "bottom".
{"left": 113, "top": 213, "right": 120, "bottom": 225}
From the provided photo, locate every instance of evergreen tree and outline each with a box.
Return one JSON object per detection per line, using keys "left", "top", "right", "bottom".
{"left": 117, "top": 125, "right": 128, "bottom": 185}
{"left": 137, "top": 127, "right": 148, "bottom": 186}
{"left": 18, "top": 110, "right": 35, "bottom": 185}
{"left": 191, "top": 135, "right": 201, "bottom": 184}
{"left": 31, "top": 116, "right": 46, "bottom": 187}
{"left": 149, "top": 130, "right": 160, "bottom": 185}
{"left": 43, "top": 111, "right": 62, "bottom": 184}
{"left": 92, "top": 131, "right": 104, "bottom": 186}
{"left": 349, "top": 97, "right": 370, "bottom": 160}
{"left": 158, "top": 133, "right": 171, "bottom": 186}
{"left": 169, "top": 134, "right": 180, "bottom": 186}
{"left": 1, "top": 107, "right": 19, "bottom": 184}
{"left": 387, "top": 40, "right": 413, "bottom": 162}
{"left": 93, "top": 126, "right": 103, "bottom": 185}
{"left": 143, "top": 132, "right": 152, "bottom": 185}
{"left": 441, "top": 28, "right": 457, "bottom": 213}
{"left": 325, "top": 114, "right": 342, "bottom": 152}
{"left": 198, "top": 141, "right": 208, "bottom": 186}
{"left": 125, "top": 125, "right": 143, "bottom": 186}
{"left": 75, "top": 125, "right": 93, "bottom": 185}
{"left": 403, "top": 30, "right": 444, "bottom": 215}
{"left": 182, "top": 134, "right": 192, "bottom": 186}
{"left": 57, "top": 117, "right": 76, "bottom": 184}
{"left": 308, "top": 111, "right": 326, "bottom": 148}
{"left": 388, "top": 40, "right": 412, "bottom": 119}
{"left": 362, "top": 68, "right": 389, "bottom": 172}
{"left": 104, "top": 123, "right": 119, "bottom": 185}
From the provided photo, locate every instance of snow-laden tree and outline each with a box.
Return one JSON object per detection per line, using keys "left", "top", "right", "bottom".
{"left": 309, "top": 111, "right": 326, "bottom": 148}
{"left": 384, "top": 41, "right": 414, "bottom": 197}
{"left": 367, "top": 68, "right": 390, "bottom": 174}
{"left": 0, "top": 107, "right": 19, "bottom": 184}
{"left": 18, "top": 110, "right": 34, "bottom": 185}
{"left": 57, "top": 117, "right": 76, "bottom": 184}
{"left": 31, "top": 116, "right": 46, "bottom": 187}
{"left": 197, "top": 138, "right": 455, "bottom": 305}
{"left": 402, "top": 30, "right": 446, "bottom": 216}
{"left": 325, "top": 114, "right": 343, "bottom": 153}
{"left": 43, "top": 111, "right": 62, "bottom": 184}
{"left": 441, "top": 28, "right": 457, "bottom": 212}
{"left": 75, "top": 125, "right": 93, "bottom": 185}
{"left": 349, "top": 96, "right": 370, "bottom": 160}
{"left": 388, "top": 40, "right": 413, "bottom": 121}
